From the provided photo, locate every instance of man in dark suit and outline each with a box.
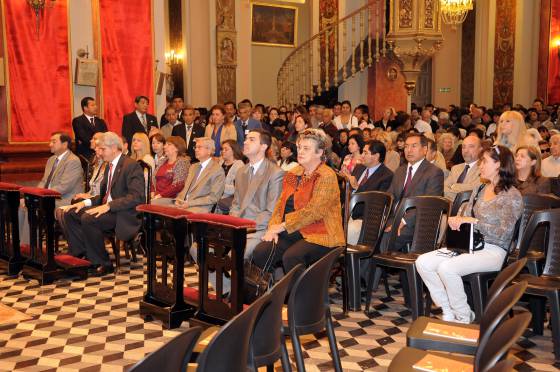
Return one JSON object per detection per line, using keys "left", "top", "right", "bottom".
{"left": 160, "top": 95, "right": 184, "bottom": 126}
{"left": 121, "top": 95, "right": 158, "bottom": 147}
{"left": 234, "top": 102, "right": 261, "bottom": 145}
{"left": 343, "top": 140, "right": 393, "bottom": 245}
{"left": 384, "top": 132, "right": 444, "bottom": 251}
{"left": 72, "top": 97, "right": 107, "bottom": 159}
{"left": 61, "top": 132, "right": 145, "bottom": 276}
{"left": 171, "top": 105, "right": 205, "bottom": 162}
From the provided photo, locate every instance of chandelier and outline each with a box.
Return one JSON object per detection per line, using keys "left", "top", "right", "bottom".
{"left": 27, "top": 0, "right": 57, "bottom": 39}
{"left": 440, "top": 0, "right": 473, "bottom": 28}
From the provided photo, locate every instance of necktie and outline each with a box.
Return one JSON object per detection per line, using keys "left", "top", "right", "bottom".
{"left": 359, "top": 169, "right": 370, "bottom": 188}
{"left": 186, "top": 125, "right": 192, "bottom": 145}
{"left": 456, "top": 164, "right": 470, "bottom": 184}
{"left": 90, "top": 117, "right": 95, "bottom": 127}
{"left": 141, "top": 115, "right": 147, "bottom": 130}
{"left": 45, "top": 157, "right": 60, "bottom": 189}
{"left": 403, "top": 166, "right": 413, "bottom": 196}
{"left": 102, "top": 163, "right": 114, "bottom": 204}
{"left": 248, "top": 165, "right": 255, "bottom": 184}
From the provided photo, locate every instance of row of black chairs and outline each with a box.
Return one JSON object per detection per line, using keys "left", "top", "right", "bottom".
{"left": 130, "top": 247, "right": 345, "bottom": 372}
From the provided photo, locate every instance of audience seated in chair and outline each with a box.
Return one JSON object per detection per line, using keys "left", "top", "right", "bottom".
{"left": 20, "top": 132, "right": 84, "bottom": 245}
{"left": 60, "top": 132, "right": 145, "bottom": 276}
{"left": 151, "top": 136, "right": 190, "bottom": 201}
{"left": 342, "top": 139, "right": 393, "bottom": 245}
{"left": 444, "top": 134, "right": 482, "bottom": 201}
{"left": 252, "top": 129, "right": 345, "bottom": 275}
{"left": 382, "top": 132, "right": 444, "bottom": 252}
{"left": 152, "top": 137, "right": 225, "bottom": 210}
{"left": 515, "top": 145, "right": 551, "bottom": 195}
{"left": 216, "top": 139, "right": 245, "bottom": 214}
{"left": 416, "top": 145, "right": 523, "bottom": 324}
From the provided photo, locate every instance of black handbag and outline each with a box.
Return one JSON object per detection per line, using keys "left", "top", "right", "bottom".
{"left": 243, "top": 242, "right": 277, "bottom": 304}
{"left": 446, "top": 184, "right": 485, "bottom": 254}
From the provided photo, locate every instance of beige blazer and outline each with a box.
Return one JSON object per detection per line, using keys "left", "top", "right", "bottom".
{"left": 229, "top": 159, "right": 284, "bottom": 231}
{"left": 38, "top": 151, "right": 84, "bottom": 207}
{"left": 444, "top": 161, "right": 481, "bottom": 201}
{"left": 176, "top": 158, "right": 225, "bottom": 213}
{"left": 204, "top": 123, "right": 237, "bottom": 144}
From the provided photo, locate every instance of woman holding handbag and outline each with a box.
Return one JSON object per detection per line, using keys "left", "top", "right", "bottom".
{"left": 415, "top": 145, "right": 523, "bottom": 324}
{"left": 252, "top": 129, "right": 345, "bottom": 274}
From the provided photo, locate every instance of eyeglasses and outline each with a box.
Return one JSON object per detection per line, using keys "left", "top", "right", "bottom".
{"left": 541, "top": 148, "right": 550, "bottom": 154}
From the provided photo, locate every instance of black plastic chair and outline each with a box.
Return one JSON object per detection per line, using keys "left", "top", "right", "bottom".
{"left": 388, "top": 312, "right": 532, "bottom": 372}
{"left": 513, "top": 208, "right": 560, "bottom": 359}
{"left": 485, "top": 359, "right": 516, "bottom": 372}
{"left": 194, "top": 292, "right": 272, "bottom": 372}
{"left": 508, "top": 193, "right": 560, "bottom": 275}
{"left": 365, "top": 196, "right": 451, "bottom": 320}
{"left": 284, "top": 247, "right": 344, "bottom": 372}
{"left": 344, "top": 191, "right": 393, "bottom": 311}
{"left": 450, "top": 189, "right": 473, "bottom": 216}
{"left": 250, "top": 264, "right": 303, "bottom": 372}
{"left": 128, "top": 326, "right": 202, "bottom": 372}
{"left": 408, "top": 279, "right": 528, "bottom": 355}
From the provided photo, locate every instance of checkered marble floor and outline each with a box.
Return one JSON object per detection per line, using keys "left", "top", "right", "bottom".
{"left": 0, "top": 254, "right": 558, "bottom": 371}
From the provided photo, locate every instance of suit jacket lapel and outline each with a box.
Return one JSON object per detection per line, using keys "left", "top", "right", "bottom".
{"left": 404, "top": 159, "right": 427, "bottom": 197}
{"left": 240, "top": 161, "right": 267, "bottom": 212}
{"left": 50, "top": 153, "right": 68, "bottom": 182}
{"left": 191, "top": 160, "right": 213, "bottom": 193}
{"left": 109, "top": 155, "right": 126, "bottom": 191}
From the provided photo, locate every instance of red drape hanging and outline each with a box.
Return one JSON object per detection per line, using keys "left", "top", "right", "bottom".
{"left": 3, "top": 0, "right": 72, "bottom": 142}
{"left": 98, "top": 0, "right": 154, "bottom": 134}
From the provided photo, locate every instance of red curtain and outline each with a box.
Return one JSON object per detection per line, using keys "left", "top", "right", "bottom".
{"left": 3, "top": 0, "right": 72, "bottom": 142}
{"left": 99, "top": 0, "right": 154, "bottom": 133}
{"left": 548, "top": 1, "right": 560, "bottom": 103}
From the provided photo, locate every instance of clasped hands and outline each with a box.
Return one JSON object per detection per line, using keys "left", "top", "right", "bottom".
{"left": 261, "top": 223, "right": 286, "bottom": 243}
{"left": 59, "top": 201, "right": 110, "bottom": 217}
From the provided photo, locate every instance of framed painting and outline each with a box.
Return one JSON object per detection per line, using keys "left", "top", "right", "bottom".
{"left": 251, "top": 2, "right": 297, "bottom": 47}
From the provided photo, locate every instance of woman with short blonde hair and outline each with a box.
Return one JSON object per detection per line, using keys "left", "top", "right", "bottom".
{"left": 495, "top": 110, "right": 534, "bottom": 151}
{"left": 131, "top": 132, "right": 155, "bottom": 171}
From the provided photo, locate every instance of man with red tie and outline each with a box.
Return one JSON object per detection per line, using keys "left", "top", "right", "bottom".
{"left": 61, "top": 132, "right": 145, "bottom": 276}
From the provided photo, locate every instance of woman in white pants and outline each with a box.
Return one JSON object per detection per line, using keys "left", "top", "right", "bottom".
{"left": 416, "top": 145, "right": 523, "bottom": 323}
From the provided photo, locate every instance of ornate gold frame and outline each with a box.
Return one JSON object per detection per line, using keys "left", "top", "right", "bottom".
{"left": 251, "top": 2, "right": 298, "bottom": 48}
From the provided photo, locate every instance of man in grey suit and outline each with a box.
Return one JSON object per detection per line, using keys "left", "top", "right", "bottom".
{"left": 20, "top": 132, "right": 84, "bottom": 244}
{"left": 384, "top": 133, "right": 444, "bottom": 252}
{"left": 230, "top": 129, "right": 284, "bottom": 258}
{"left": 174, "top": 137, "right": 225, "bottom": 212}
{"left": 444, "top": 135, "right": 482, "bottom": 202}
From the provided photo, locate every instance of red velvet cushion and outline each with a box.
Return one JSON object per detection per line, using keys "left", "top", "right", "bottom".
{"left": 20, "top": 187, "right": 61, "bottom": 198}
{"left": 0, "top": 182, "right": 21, "bottom": 191}
{"left": 187, "top": 213, "right": 256, "bottom": 229}
{"left": 55, "top": 254, "right": 91, "bottom": 267}
{"left": 183, "top": 287, "right": 216, "bottom": 302}
{"left": 136, "top": 204, "right": 192, "bottom": 219}
{"left": 20, "top": 244, "right": 47, "bottom": 257}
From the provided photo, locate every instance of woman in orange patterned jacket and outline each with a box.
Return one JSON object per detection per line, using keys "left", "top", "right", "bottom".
{"left": 252, "top": 129, "right": 345, "bottom": 273}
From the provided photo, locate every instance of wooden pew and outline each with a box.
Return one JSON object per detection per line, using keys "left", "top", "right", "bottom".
{"left": 0, "top": 182, "right": 25, "bottom": 275}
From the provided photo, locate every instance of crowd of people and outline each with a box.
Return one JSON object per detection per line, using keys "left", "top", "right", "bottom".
{"left": 33, "top": 93, "right": 560, "bottom": 323}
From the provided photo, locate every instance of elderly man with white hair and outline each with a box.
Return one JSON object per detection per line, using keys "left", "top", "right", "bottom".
{"left": 542, "top": 134, "right": 560, "bottom": 177}
{"left": 61, "top": 132, "right": 145, "bottom": 276}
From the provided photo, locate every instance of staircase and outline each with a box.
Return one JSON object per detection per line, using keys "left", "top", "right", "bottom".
{"left": 277, "top": 0, "right": 391, "bottom": 108}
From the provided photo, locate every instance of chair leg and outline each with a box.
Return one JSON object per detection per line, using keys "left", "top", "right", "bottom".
{"left": 406, "top": 267, "right": 423, "bottom": 320}
{"left": 340, "top": 255, "right": 349, "bottom": 314}
{"left": 548, "top": 292, "right": 560, "bottom": 360}
{"left": 266, "top": 365, "right": 274, "bottom": 372}
{"left": 345, "top": 253, "right": 361, "bottom": 312}
{"left": 111, "top": 238, "right": 120, "bottom": 273}
{"left": 325, "top": 308, "right": 343, "bottom": 372}
{"left": 469, "top": 276, "right": 485, "bottom": 322}
{"left": 365, "top": 262, "right": 378, "bottom": 313}
{"left": 526, "top": 260, "right": 540, "bottom": 276}
{"left": 383, "top": 269, "right": 391, "bottom": 299}
{"left": 290, "top": 331, "right": 306, "bottom": 372}
{"left": 528, "top": 296, "right": 546, "bottom": 335}
{"left": 280, "top": 336, "right": 292, "bottom": 372}
{"left": 425, "top": 291, "right": 433, "bottom": 317}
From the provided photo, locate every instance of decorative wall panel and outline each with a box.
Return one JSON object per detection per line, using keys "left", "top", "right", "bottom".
{"left": 493, "top": 0, "right": 516, "bottom": 107}
{"left": 319, "top": 0, "right": 338, "bottom": 89}
{"left": 216, "top": 0, "right": 236, "bottom": 104}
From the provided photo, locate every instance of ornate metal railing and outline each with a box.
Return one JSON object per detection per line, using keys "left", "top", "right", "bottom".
{"left": 277, "top": 0, "right": 390, "bottom": 107}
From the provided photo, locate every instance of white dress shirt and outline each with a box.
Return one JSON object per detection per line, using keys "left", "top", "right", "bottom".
{"left": 84, "top": 153, "right": 122, "bottom": 207}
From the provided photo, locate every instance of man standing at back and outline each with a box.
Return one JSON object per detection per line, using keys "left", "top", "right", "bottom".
{"left": 72, "top": 97, "right": 107, "bottom": 159}
{"left": 235, "top": 102, "right": 262, "bottom": 145}
{"left": 122, "top": 95, "right": 158, "bottom": 147}
{"left": 172, "top": 105, "right": 205, "bottom": 162}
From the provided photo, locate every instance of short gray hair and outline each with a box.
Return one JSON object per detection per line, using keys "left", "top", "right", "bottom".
{"left": 195, "top": 136, "right": 216, "bottom": 154}
{"left": 100, "top": 132, "right": 123, "bottom": 150}
{"left": 297, "top": 128, "right": 328, "bottom": 160}
{"left": 438, "top": 111, "right": 449, "bottom": 120}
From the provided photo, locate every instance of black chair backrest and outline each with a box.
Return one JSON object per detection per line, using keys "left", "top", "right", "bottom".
{"left": 251, "top": 264, "right": 303, "bottom": 367}
{"left": 518, "top": 208, "right": 560, "bottom": 277}
{"left": 478, "top": 281, "right": 527, "bottom": 357}
{"left": 485, "top": 257, "right": 528, "bottom": 308}
{"left": 196, "top": 292, "right": 271, "bottom": 372}
{"left": 348, "top": 191, "right": 393, "bottom": 247}
{"left": 388, "top": 196, "right": 451, "bottom": 254}
{"left": 515, "top": 193, "right": 560, "bottom": 251}
{"left": 137, "top": 160, "right": 152, "bottom": 204}
{"left": 484, "top": 359, "right": 515, "bottom": 372}
{"left": 288, "top": 247, "right": 344, "bottom": 334}
{"left": 451, "top": 190, "right": 473, "bottom": 216}
{"left": 475, "top": 312, "right": 532, "bottom": 372}
{"left": 128, "top": 326, "right": 202, "bottom": 372}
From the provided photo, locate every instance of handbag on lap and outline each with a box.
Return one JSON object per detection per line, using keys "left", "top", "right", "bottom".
{"left": 243, "top": 241, "right": 277, "bottom": 304}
